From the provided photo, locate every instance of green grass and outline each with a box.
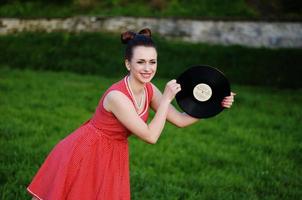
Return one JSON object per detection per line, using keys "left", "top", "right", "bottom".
{"left": 0, "top": 68, "right": 301, "bottom": 199}
{"left": 1, "top": 32, "right": 302, "bottom": 88}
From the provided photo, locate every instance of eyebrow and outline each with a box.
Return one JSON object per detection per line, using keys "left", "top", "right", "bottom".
{"left": 136, "top": 59, "right": 157, "bottom": 61}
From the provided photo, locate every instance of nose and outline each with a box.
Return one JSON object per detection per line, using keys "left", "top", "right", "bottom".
{"left": 143, "top": 64, "right": 151, "bottom": 72}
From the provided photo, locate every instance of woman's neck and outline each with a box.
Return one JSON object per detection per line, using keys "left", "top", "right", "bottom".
{"left": 128, "top": 75, "right": 145, "bottom": 95}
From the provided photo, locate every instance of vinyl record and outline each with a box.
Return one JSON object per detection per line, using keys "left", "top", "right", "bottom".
{"left": 176, "top": 65, "right": 230, "bottom": 118}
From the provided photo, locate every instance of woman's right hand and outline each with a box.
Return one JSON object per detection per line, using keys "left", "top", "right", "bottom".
{"left": 162, "top": 79, "right": 181, "bottom": 103}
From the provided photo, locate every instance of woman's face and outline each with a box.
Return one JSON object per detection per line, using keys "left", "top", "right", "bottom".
{"left": 126, "top": 46, "right": 157, "bottom": 84}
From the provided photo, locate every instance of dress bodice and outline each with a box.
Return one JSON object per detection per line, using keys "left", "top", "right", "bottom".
{"left": 90, "top": 76, "right": 153, "bottom": 140}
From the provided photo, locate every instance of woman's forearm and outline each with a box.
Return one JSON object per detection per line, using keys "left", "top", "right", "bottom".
{"left": 164, "top": 104, "right": 199, "bottom": 128}
{"left": 147, "top": 99, "right": 170, "bottom": 143}
{"left": 177, "top": 112, "right": 199, "bottom": 127}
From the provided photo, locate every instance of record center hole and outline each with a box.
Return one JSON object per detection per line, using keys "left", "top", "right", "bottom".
{"left": 193, "top": 83, "right": 212, "bottom": 102}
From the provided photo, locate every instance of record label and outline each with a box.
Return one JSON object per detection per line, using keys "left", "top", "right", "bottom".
{"left": 193, "top": 83, "right": 212, "bottom": 102}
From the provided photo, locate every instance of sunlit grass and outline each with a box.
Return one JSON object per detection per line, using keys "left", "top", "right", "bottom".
{"left": 0, "top": 68, "right": 301, "bottom": 199}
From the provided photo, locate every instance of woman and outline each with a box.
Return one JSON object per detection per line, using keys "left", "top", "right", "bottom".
{"left": 27, "top": 28, "right": 235, "bottom": 200}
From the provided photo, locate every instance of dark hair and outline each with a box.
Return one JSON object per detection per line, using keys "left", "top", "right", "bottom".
{"left": 121, "top": 28, "right": 156, "bottom": 61}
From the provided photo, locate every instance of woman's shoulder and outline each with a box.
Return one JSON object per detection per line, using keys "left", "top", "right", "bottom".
{"left": 98, "top": 77, "right": 127, "bottom": 104}
{"left": 100, "top": 77, "right": 129, "bottom": 113}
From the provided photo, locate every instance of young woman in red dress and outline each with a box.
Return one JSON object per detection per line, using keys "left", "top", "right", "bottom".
{"left": 27, "top": 28, "right": 235, "bottom": 200}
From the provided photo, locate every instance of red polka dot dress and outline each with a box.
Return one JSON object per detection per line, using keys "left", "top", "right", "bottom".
{"left": 27, "top": 75, "right": 153, "bottom": 200}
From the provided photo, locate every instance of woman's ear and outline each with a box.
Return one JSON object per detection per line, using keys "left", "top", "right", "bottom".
{"left": 125, "top": 60, "right": 130, "bottom": 71}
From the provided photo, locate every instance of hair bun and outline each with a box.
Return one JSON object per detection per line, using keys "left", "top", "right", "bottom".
{"left": 138, "top": 28, "right": 152, "bottom": 38}
{"left": 121, "top": 28, "right": 152, "bottom": 44}
{"left": 121, "top": 31, "right": 136, "bottom": 44}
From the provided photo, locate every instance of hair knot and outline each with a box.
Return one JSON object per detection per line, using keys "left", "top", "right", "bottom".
{"left": 121, "top": 28, "right": 152, "bottom": 44}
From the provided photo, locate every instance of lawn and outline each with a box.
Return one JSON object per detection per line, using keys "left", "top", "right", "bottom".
{"left": 0, "top": 68, "right": 301, "bottom": 199}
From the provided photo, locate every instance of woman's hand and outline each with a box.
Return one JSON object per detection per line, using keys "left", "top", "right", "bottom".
{"left": 162, "top": 79, "right": 181, "bottom": 103}
{"left": 222, "top": 92, "right": 236, "bottom": 108}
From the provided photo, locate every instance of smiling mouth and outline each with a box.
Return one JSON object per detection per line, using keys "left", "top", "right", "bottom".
{"left": 141, "top": 73, "right": 152, "bottom": 78}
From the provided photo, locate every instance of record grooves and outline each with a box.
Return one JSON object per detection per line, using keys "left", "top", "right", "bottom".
{"left": 176, "top": 65, "right": 230, "bottom": 118}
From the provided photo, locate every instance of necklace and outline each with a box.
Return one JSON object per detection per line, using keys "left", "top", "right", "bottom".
{"left": 127, "top": 76, "right": 145, "bottom": 110}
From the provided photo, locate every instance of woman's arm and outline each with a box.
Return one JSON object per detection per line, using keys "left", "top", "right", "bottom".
{"left": 150, "top": 83, "right": 199, "bottom": 128}
{"left": 150, "top": 84, "right": 236, "bottom": 128}
{"left": 103, "top": 80, "right": 180, "bottom": 144}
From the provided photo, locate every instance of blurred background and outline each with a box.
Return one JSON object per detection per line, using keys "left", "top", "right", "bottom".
{"left": 0, "top": 0, "right": 302, "bottom": 199}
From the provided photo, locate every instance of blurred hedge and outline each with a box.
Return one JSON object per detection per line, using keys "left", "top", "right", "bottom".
{"left": 1, "top": 0, "right": 302, "bottom": 20}
{"left": 0, "top": 0, "right": 71, "bottom": 4}
{"left": 1, "top": 32, "right": 301, "bottom": 88}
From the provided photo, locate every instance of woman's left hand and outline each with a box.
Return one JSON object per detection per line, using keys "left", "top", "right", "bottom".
{"left": 221, "top": 92, "right": 236, "bottom": 108}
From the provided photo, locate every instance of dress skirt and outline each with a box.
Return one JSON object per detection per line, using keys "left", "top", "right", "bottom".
{"left": 27, "top": 120, "right": 130, "bottom": 200}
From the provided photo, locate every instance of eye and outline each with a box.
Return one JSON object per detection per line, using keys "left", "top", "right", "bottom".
{"left": 137, "top": 61, "right": 144, "bottom": 64}
{"left": 150, "top": 61, "right": 157, "bottom": 64}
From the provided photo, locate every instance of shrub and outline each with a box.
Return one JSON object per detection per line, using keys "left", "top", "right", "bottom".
{"left": 1, "top": 32, "right": 301, "bottom": 88}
